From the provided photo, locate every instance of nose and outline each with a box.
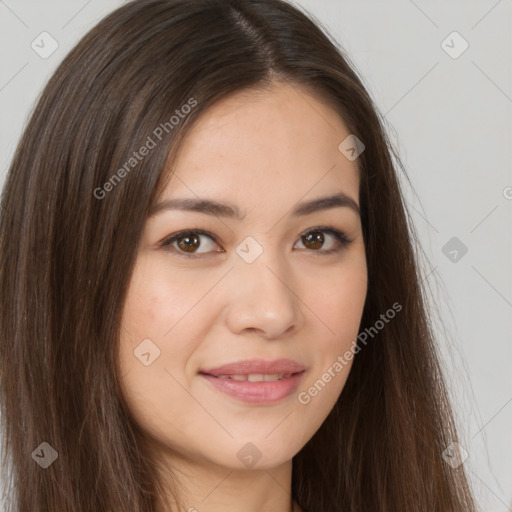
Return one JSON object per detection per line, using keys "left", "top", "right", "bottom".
{"left": 224, "top": 249, "right": 304, "bottom": 339}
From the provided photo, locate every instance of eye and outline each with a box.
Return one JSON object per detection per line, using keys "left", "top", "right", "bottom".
{"left": 160, "top": 229, "right": 220, "bottom": 257}
{"left": 294, "top": 226, "right": 353, "bottom": 254}
{"left": 160, "top": 226, "right": 353, "bottom": 258}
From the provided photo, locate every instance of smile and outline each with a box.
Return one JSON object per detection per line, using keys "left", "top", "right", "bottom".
{"left": 199, "top": 371, "right": 305, "bottom": 404}
{"left": 215, "top": 373, "right": 293, "bottom": 381}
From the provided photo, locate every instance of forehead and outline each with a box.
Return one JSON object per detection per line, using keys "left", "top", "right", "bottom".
{"left": 158, "top": 82, "right": 360, "bottom": 213}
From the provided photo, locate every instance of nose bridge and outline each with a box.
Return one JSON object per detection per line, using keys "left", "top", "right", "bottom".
{"left": 225, "top": 236, "right": 303, "bottom": 338}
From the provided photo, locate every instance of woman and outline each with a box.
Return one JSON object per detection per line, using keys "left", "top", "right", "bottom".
{"left": 0, "top": 0, "right": 476, "bottom": 511}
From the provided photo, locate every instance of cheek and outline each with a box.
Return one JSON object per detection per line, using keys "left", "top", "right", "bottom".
{"left": 118, "top": 258, "right": 195, "bottom": 385}
{"left": 293, "top": 266, "right": 366, "bottom": 439}
{"left": 121, "top": 256, "right": 207, "bottom": 339}
{"left": 328, "top": 279, "right": 366, "bottom": 345}
{"left": 117, "top": 260, "right": 202, "bottom": 436}
{"left": 300, "top": 253, "right": 367, "bottom": 401}
{"left": 314, "top": 257, "right": 367, "bottom": 348}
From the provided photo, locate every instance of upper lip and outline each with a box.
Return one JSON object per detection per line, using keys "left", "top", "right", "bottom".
{"left": 200, "top": 358, "right": 306, "bottom": 376}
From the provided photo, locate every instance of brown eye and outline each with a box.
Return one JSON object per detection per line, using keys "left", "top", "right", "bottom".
{"left": 161, "top": 226, "right": 352, "bottom": 259}
{"left": 161, "top": 230, "right": 219, "bottom": 256}
{"left": 176, "top": 233, "right": 200, "bottom": 253}
{"left": 295, "top": 227, "right": 353, "bottom": 254}
{"left": 302, "top": 231, "right": 325, "bottom": 250}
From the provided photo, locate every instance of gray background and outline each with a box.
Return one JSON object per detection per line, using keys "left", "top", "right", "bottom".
{"left": 1, "top": 1, "right": 511, "bottom": 510}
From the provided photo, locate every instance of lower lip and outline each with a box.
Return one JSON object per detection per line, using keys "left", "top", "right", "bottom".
{"left": 200, "top": 371, "right": 305, "bottom": 404}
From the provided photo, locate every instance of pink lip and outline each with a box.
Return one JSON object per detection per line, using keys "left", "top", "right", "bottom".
{"left": 200, "top": 372, "right": 305, "bottom": 404}
{"left": 199, "top": 358, "right": 306, "bottom": 404}
{"left": 200, "top": 358, "right": 306, "bottom": 376}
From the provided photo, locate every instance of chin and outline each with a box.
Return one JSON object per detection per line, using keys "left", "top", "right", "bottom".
{"left": 221, "top": 436, "right": 304, "bottom": 470}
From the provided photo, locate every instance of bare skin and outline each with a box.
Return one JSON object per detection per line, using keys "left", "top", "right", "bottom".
{"left": 119, "top": 81, "right": 368, "bottom": 512}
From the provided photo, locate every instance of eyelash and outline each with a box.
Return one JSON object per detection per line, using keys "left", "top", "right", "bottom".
{"left": 159, "top": 226, "right": 354, "bottom": 258}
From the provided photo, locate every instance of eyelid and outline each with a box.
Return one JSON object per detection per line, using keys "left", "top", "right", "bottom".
{"left": 159, "top": 226, "right": 354, "bottom": 257}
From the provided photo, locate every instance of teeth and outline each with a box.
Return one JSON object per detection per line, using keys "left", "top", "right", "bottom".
{"left": 215, "top": 373, "right": 293, "bottom": 382}
{"left": 249, "top": 373, "right": 278, "bottom": 382}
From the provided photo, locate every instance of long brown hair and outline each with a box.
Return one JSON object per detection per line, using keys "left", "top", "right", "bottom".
{"left": 0, "top": 0, "right": 476, "bottom": 510}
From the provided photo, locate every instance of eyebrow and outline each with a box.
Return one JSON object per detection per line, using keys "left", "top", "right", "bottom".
{"left": 148, "top": 192, "right": 360, "bottom": 219}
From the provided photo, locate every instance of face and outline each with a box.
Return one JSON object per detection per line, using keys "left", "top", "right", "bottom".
{"left": 118, "top": 81, "right": 367, "bottom": 471}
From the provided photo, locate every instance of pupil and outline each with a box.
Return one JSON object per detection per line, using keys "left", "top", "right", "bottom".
{"left": 305, "top": 231, "right": 324, "bottom": 250}
{"left": 178, "top": 234, "right": 199, "bottom": 253}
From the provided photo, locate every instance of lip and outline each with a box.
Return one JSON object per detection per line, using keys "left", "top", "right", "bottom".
{"left": 200, "top": 358, "right": 306, "bottom": 376}
{"left": 200, "top": 372, "right": 305, "bottom": 404}
{"left": 199, "top": 358, "right": 306, "bottom": 404}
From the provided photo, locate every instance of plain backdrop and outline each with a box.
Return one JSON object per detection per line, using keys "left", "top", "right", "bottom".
{"left": 0, "top": 1, "right": 511, "bottom": 510}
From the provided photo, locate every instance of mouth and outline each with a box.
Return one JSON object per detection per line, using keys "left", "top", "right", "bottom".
{"left": 199, "top": 357, "right": 306, "bottom": 377}
{"left": 205, "top": 372, "right": 297, "bottom": 382}
{"left": 198, "top": 369, "right": 306, "bottom": 404}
